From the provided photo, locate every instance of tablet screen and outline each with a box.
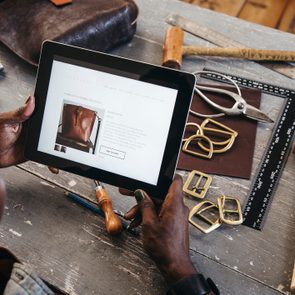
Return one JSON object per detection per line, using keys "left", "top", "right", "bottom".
{"left": 37, "top": 56, "right": 178, "bottom": 185}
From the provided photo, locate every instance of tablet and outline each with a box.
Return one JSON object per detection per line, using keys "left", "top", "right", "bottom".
{"left": 25, "top": 41, "right": 195, "bottom": 198}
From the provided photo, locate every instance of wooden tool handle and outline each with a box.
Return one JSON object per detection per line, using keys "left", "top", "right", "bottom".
{"left": 291, "top": 261, "right": 295, "bottom": 292}
{"left": 182, "top": 46, "right": 295, "bottom": 62}
{"left": 50, "top": 0, "right": 72, "bottom": 6}
{"left": 95, "top": 189, "right": 123, "bottom": 235}
{"left": 162, "top": 26, "right": 184, "bottom": 69}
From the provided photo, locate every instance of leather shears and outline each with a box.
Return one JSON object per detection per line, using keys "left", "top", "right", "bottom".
{"left": 191, "top": 71, "right": 273, "bottom": 123}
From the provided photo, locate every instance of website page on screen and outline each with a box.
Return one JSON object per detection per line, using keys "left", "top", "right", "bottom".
{"left": 38, "top": 58, "right": 178, "bottom": 185}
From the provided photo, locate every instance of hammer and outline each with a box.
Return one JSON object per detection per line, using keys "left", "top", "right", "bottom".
{"left": 162, "top": 27, "right": 295, "bottom": 69}
{"left": 94, "top": 180, "right": 123, "bottom": 235}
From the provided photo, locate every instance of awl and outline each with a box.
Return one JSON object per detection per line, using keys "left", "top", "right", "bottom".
{"left": 94, "top": 180, "right": 123, "bottom": 235}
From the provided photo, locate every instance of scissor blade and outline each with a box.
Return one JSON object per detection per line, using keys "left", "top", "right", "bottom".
{"left": 245, "top": 105, "right": 274, "bottom": 123}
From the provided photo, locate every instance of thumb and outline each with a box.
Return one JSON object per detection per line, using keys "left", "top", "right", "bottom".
{"left": 18, "top": 96, "right": 35, "bottom": 122}
{"left": 2, "top": 96, "right": 35, "bottom": 124}
{"left": 134, "top": 189, "right": 158, "bottom": 225}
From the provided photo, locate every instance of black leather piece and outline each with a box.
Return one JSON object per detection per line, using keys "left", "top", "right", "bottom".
{"left": 0, "top": 0, "right": 138, "bottom": 65}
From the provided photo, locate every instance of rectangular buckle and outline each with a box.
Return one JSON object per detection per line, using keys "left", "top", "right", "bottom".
{"left": 189, "top": 201, "right": 221, "bottom": 233}
{"left": 183, "top": 170, "right": 212, "bottom": 199}
{"left": 217, "top": 196, "right": 243, "bottom": 225}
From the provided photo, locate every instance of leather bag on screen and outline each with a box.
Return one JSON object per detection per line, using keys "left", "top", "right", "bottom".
{"left": 61, "top": 104, "right": 97, "bottom": 143}
{"left": 0, "top": 0, "right": 138, "bottom": 66}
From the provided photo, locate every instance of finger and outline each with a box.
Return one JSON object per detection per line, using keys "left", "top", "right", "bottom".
{"left": 166, "top": 174, "right": 184, "bottom": 203}
{"left": 0, "top": 96, "right": 35, "bottom": 124}
{"left": 160, "top": 175, "right": 185, "bottom": 216}
{"left": 134, "top": 190, "right": 158, "bottom": 225}
{"left": 0, "top": 178, "right": 6, "bottom": 217}
{"left": 22, "top": 96, "right": 35, "bottom": 119}
{"left": 128, "top": 216, "right": 142, "bottom": 229}
{"left": 124, "top": 204, "right": 139, "bottom": 220}
{"left": 150, "top": 197, "right": 163, "bottom": 214}
{"left": 119, "top": 188, "right": 134, "bottom": 196}
{"left": 12, "top": 96, "right": 35, "bottom": 122}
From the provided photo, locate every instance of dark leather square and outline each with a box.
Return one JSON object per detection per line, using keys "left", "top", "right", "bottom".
{"left": 178, "top": 86, "right": 261, "bottom": 179}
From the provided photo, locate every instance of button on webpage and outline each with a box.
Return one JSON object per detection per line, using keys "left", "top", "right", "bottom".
{"left": 99, "top": 145, "right": 126, "bottom": 159}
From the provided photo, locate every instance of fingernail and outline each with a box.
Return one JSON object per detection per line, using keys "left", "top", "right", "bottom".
{"left": 134, "top": 189, "right": 145, "bottom": 204}
{"left": 23, "top": 96, "right": 34, "bottom": 118}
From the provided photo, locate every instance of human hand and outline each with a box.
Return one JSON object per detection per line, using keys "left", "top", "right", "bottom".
{"left": 0, "top": 96, "right": 35, "bottom": 168}
{"left": 122, "top": 187, "right": 162, "bottom": 228}
{"left": 125, "top": 175, "right": 197, "bottom": 286}
{"left": 0, "top": 178, "right": 6, "bottom": 218}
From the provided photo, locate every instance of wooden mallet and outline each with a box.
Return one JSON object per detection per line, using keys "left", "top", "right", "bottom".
{"left": 162, "top": 27, "right": 295, "bottom": 69}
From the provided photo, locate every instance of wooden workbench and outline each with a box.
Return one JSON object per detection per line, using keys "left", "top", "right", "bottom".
{"left": 181, "top": 0, "right": 295, "bottom": 34}
{"left": 0, "top": 0, "right": 294, "bottom": 294}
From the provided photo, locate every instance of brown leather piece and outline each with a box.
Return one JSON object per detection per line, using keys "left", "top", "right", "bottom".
{"left": 50, "top": 0, "right": 72, "bottom": 6}
{"left": 0, "top": 0, "right": 138, "bottom": 66}
{"left": 61, "top": 104, "right": 96, "bottom": 143}
{"left": 177, "top": 86, "right": 261, "bottom": 179}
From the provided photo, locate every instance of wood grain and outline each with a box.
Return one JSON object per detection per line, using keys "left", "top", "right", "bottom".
{"left": 1, "top": 0, "right": 295, "bottom": 293}
{"left": 0, "top": 166, "right": 166, "bottom": 295}
{"left": 182, "top": 0, "right": 246, "bottom": 16}
{"left": 238, "top": 0, "right": 289, "bottom": 28}
{"left": 278, "top": 0, "right": 295, "bottom": 34}
{"left": 0, "top": 165, "right": 287, "bottom": 295}
{"left": 181, "top": 0, "right": 295, "bottom": 34}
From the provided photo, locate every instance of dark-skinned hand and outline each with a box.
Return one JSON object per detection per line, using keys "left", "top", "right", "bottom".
{"left": 125, "top": 175, "right": 198, "bottom": 286}
{"left": 0, "top": 96, "right": 35, "bottom": 168}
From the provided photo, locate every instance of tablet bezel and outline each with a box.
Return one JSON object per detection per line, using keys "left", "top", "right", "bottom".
{"left": 25, "top": 41, "right": 195, "bottom": 198}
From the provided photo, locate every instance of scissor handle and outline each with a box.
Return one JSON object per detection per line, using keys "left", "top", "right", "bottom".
{"left": 195, "top": 85, "right": 247, "bottom": 116}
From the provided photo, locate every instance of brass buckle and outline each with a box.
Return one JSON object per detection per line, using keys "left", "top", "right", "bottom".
{"left": 189, "top": 201, "right": 221, "bottom": 233}
{"left": 183, "top": 170, "right": 212, "bottom": 199}
{"left": 217, "top": 196, "right": 243, "bottom": 225}
{"left": 182, "top": 122, "right": 203, "bottom": 142}
{"left": 198, "top": 118, "right": 238, "bottom": 154}
{"left": 182, "top": 134, "right": 213, "bottom": 159}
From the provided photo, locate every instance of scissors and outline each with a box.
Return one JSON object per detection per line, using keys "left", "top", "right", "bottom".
{"left": 191, "top": 71, "right": 273, "bottom": 123}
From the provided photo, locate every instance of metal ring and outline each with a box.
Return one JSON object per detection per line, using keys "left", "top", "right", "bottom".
{"left": 182, "top": 134, "right": 213, "bottom": 159}
{"left": 182, "top": 122, "right": 203, "bottom": 142}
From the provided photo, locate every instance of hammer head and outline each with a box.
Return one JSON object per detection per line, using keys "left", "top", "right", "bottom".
{"left": 162, "top": 26, "right": 184, "bottom": 69}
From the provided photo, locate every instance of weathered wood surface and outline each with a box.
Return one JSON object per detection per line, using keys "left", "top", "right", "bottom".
{"left": 181, "top": 0, "right": 246, "bottom": 17}
{"left": 0, "top": 0, "right": 295, "bottom": 294}
{"left": 181, "top": 0, "right": 295, "bottom": 34}
{"left": 0, "top": 166, "right": 166, "bottom": 295}
{"left": 0, "top": 166, "right": 285, "bottom": 295}
{"left": 278, "top": 0, "right": 295, "bottom": 34}
{"left": 238, "top": 0, "right": 289, "bottom": 28}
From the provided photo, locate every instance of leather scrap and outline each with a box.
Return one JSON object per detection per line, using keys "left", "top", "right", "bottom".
{"left": 177, "top": 86, "right": 261, "bottom": 179}
{"left": 0, "top": 0, "right": 138, "bottom": 66}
